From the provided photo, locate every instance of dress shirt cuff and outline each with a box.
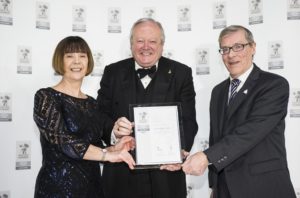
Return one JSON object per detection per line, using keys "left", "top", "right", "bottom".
{"left": 203, "top": 150, "right": 212, "bottom": 165}
{"left": 110, "top": 130, "right": 119, "bottom": 145}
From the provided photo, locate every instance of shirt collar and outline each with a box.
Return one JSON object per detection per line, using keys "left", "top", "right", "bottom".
{"left": 230, "top": 63, "right": 254, "bottom": 83}
{"left": 135, "top": 61, "right": 159, "bottom": 70}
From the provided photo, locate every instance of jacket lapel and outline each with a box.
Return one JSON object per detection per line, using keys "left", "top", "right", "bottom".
{"left": 226, "top": 64, "right": 260, "bottom": 120}
{"left": 120, "top": 58, "right": 137, "bottom": 105}
{"left": 151, "top": 57, "right": 173, "bottom": 103}
{"left": 218, "top": 80, "right": 230, "bottom": 134}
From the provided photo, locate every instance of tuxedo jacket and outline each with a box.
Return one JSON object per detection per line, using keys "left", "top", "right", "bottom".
{"left": 97, "top": 56, "right": 198, "bottom": 198}
{"left": 204, "top": 64, "right": 296, "bottom": 198}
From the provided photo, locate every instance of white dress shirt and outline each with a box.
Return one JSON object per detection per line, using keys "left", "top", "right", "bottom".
{"left": 228, "top": 64, "right": 254, "bottom": 103}
{"left": 110, "top": 61, "right": 159, "bottom": 144}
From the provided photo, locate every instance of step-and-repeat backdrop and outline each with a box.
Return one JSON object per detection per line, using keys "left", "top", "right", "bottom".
{"left": 0, "top": 0, "right": 299, "bottom": 197}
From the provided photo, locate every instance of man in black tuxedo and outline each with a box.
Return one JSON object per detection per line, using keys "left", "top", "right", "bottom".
{"left": 97, "top": 18, "right": 198, "bottom": 198}
{"left": 182, "top": 25, "right": 296, "bottom": 198}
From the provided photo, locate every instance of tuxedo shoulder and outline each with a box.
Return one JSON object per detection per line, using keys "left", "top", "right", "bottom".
{"left": 104, "top": 58, "right": 134, "bottom": 71}
{"left": 107, "top": 58, "right": 133, "bottom": 67}
{"left": 161, "top": 56, "right": 190, "bottom": 69}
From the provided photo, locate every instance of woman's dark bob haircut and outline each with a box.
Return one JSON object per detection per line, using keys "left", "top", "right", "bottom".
{"left": 52, "top": 36, "right": 94, "bottom": 76}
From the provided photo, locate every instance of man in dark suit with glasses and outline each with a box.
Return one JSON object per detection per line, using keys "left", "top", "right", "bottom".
{"left": 182, "top": 25, "right": 296, "bottom": 198}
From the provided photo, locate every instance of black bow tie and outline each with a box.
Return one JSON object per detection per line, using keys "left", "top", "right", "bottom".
{"left": 136, "top": 66, "right": 156, "bottom": 79}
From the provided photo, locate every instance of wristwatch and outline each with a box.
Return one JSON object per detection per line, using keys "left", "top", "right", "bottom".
{"left": 101, "top": 148, "right": 108, "bottom": 161}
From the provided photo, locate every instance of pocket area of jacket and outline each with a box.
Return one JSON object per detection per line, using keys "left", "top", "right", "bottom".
{"left": 248, "top": 158, "right": 287, "bottom": 175}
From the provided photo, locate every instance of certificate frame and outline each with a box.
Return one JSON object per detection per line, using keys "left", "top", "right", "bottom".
{"left": 129, "top": 102, "right": 184, "bottom": 169}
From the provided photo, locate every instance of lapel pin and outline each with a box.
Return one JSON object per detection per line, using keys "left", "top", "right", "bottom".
{"left": 168, "top": 69, "right": 171, "bottom": 74}
{"left": 243, "top": 89, "right": 248, "bottom": 94}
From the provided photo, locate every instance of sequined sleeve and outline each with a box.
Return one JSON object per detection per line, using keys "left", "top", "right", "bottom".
{"left": 33, "top": 89, "right": 89, "bottom": 159}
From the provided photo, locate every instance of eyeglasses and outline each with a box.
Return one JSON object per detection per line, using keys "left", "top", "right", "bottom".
{"left": 219, "top": 43, "right": 251, "bottom": 55}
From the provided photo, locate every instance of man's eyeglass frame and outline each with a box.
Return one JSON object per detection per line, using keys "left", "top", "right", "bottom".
{"left": 219, "top": 43, "right": 251, "bottom": 55}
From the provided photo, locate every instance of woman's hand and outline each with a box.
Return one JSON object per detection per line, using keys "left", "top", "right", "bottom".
{"left": 105, "top": 149, "right": 136, "bottom": 169}
{"left": 105, "top": 136, "right": 136, "bottom": 169}
{"left": 113, "top": 136, "right": 135, "bottom": 152}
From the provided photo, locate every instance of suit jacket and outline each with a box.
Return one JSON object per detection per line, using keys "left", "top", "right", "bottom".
{"left": 204, "top": 64, "right": 296, "bottom": 198}
{"left": 97, "top": 56, "right": 198, "bottom": 198}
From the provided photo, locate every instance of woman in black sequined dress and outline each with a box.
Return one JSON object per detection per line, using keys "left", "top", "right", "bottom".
{"left": 33, "top": 36, "right": 135, "bottom": 198}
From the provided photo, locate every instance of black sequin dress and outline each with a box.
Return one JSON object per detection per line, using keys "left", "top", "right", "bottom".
{"left": 33, "top": 88, "right": 104, "bottom": 198}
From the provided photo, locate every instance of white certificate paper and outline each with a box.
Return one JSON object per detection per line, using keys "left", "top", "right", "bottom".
{"left": 131, "top": 104, "right": 183, "bottom": 167}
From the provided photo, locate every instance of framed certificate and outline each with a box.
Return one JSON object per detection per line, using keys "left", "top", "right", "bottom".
{"left": 129, "top": 103, "right": 184, "bottom": 169}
